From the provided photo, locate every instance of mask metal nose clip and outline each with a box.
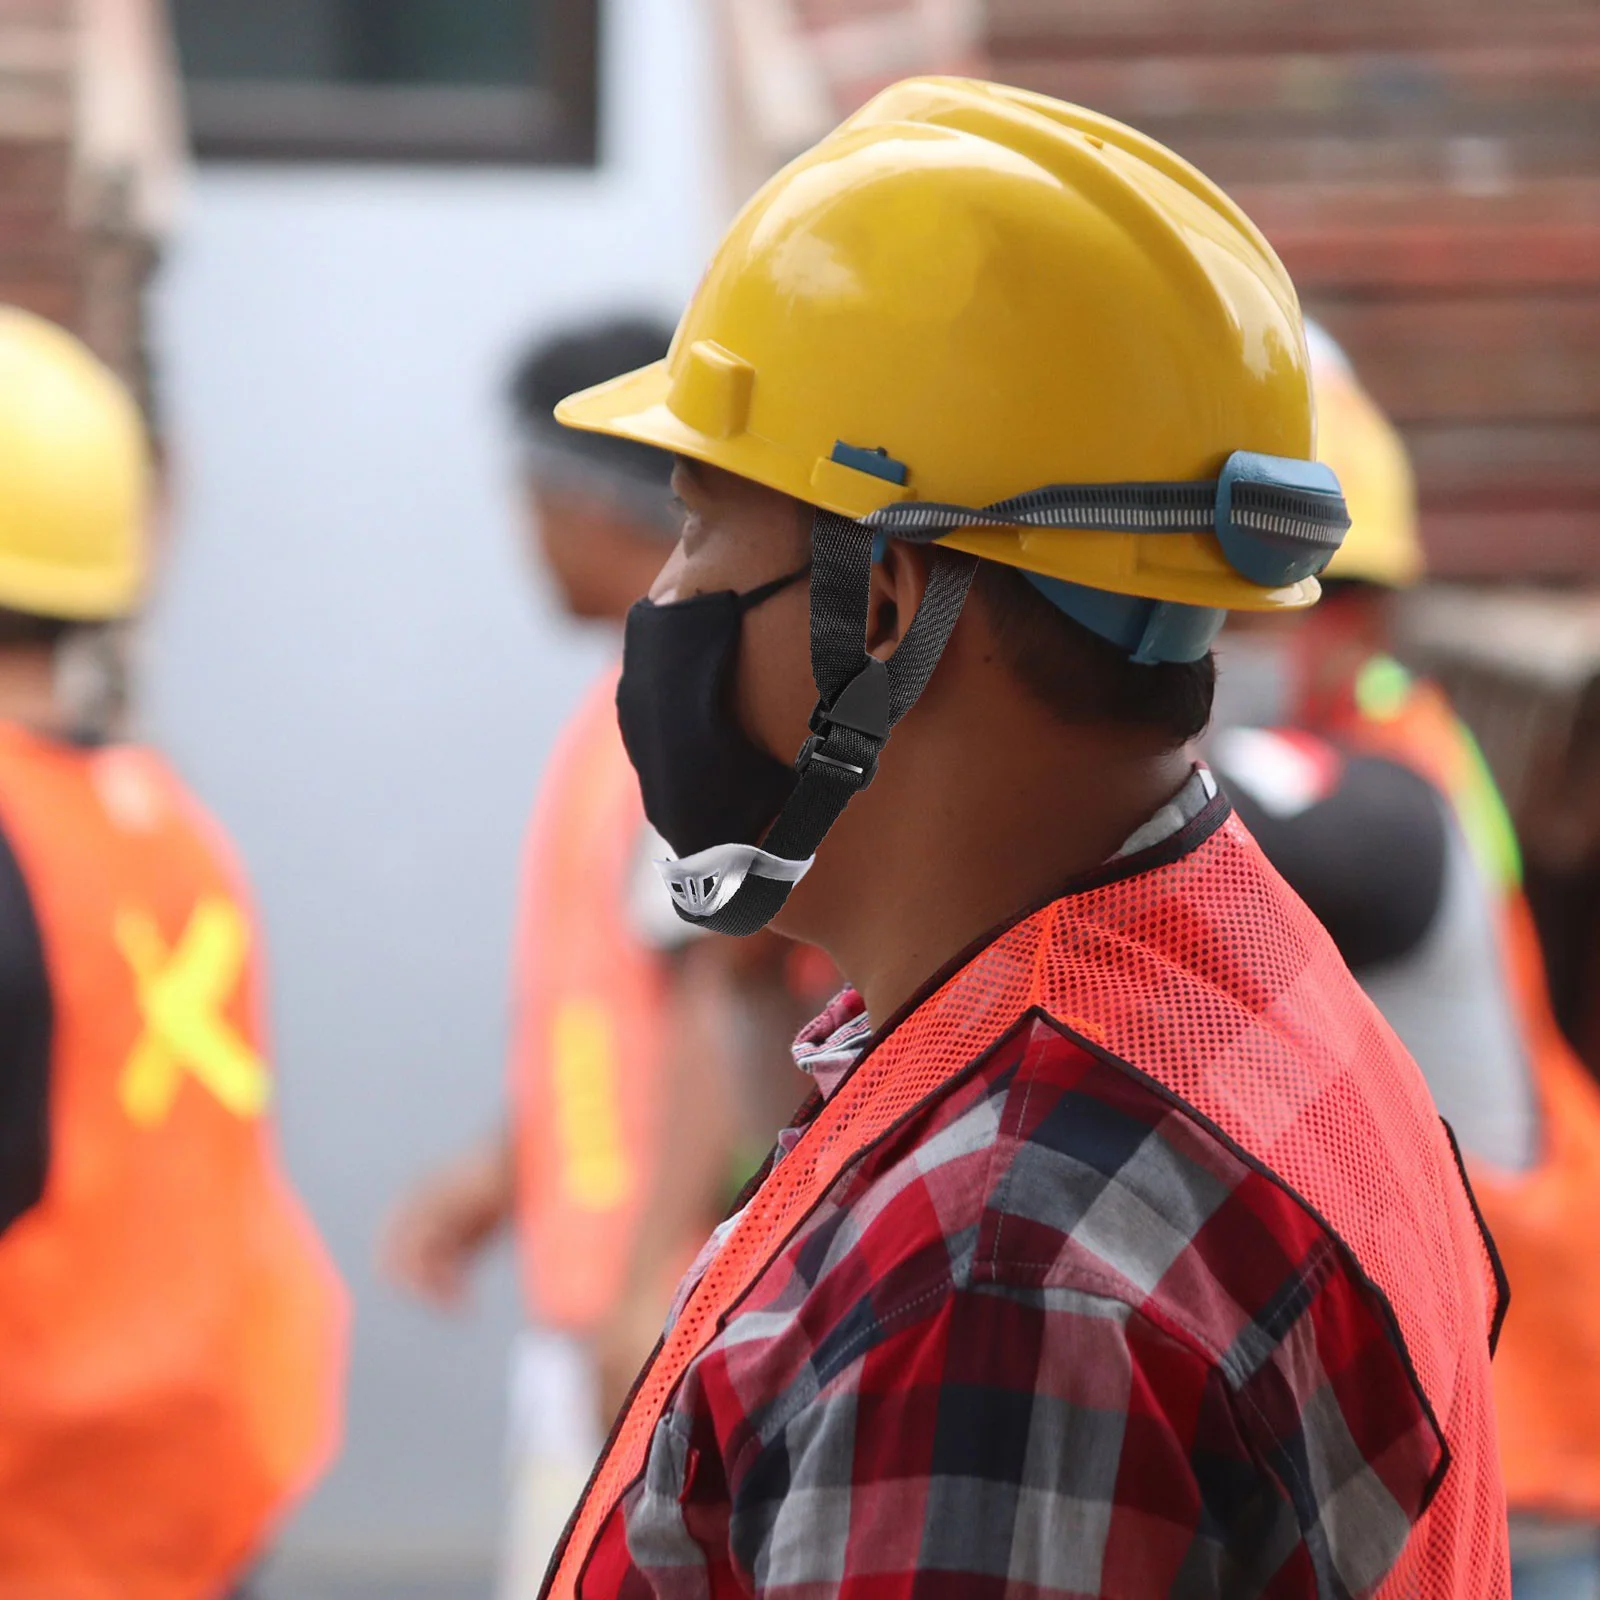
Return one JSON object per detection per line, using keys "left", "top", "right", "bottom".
{"left": 655, "top": 843, "right": 816, "bottom": 920}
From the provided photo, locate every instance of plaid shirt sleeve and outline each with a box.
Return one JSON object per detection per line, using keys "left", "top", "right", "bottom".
{"left": 614, "top": 1019, "right": 1443, "bottom": 1599}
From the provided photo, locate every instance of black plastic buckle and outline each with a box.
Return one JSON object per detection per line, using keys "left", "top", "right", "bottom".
{"left": 811, "top": 657, "right": 889, "bottom": 737}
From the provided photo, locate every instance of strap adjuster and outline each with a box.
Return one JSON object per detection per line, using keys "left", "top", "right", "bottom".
{"left": 797, "top": 726, "right": 880, "bottom": 789}
{"left": 800, "top": 656, "right": 889, "bottom": 789}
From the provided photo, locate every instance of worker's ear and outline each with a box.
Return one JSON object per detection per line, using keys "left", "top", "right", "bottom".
{"left": 865, "top": 539, "right": 932, "bottom": 659}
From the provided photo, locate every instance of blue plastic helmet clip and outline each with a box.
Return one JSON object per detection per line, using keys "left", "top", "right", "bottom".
{"left": 1214, "top": 451, "right": 1347, "bottom": 588}
{"left": 831, "top": 441, "right": 908, "bottom": 485}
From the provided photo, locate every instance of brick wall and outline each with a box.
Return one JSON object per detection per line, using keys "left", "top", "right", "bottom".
{"left": 712, "top": 0, "right": 983, "bottom": 212}
{"left": 987, "top": 0, "right": 1600, "bottom": 581}
{"left": 0, "top": 1, "right": 79, "bottom": 329}
{"left": 0, "top": 0, "right": 173, "bottom": 406}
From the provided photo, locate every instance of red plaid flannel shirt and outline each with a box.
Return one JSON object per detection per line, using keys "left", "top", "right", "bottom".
{"left": 587, "top": 787, "right": 1443, "bottom": 1598}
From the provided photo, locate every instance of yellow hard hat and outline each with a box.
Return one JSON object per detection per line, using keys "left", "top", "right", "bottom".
{"left": 559, "top": 76, "right": 1336, "bottom": 617}
{"left": 0, "top": 307, "right": 147, "bottom": 621}
{"left": 1307, "top": 323, "right": 1424, "bottom": 588}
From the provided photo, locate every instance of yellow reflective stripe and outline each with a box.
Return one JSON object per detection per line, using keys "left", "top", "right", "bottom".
{"left": 116, "top": 895, "right": 271, "bottom": 1126}
{"left": 550, "top": 999, "right": 634, "bottom": 1211}
{"left": 1452, "top": 723, "right": 1523, "bottom": 893}
{"left": 1357, "top": 655, "right": 1523, "bottom": 893}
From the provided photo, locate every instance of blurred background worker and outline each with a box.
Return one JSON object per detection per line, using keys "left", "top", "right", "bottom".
{"left": 1210, "top": 328, "right": 1600, "bottom": 1600}
{"left": 381, "top": 316, "right": 825, "bottom": 1593}
{"left": 0, "top": 309, "right": 347, "bottom": 1598}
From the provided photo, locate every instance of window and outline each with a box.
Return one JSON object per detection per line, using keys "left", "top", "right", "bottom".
{"left": 172, "top": 0, "right": 597, "bottom": 163}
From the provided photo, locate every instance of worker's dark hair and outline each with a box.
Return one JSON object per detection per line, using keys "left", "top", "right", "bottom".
{"left": 0, "top": 609, "right": 75, "bottom": 650}
{"left": 974, "top": 561, "right": 1215, "bottom": 746}
{"left": 507, "top": 316, "right": 674, "bottom": 491}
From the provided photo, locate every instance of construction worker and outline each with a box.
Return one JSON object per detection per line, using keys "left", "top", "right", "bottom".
{"left": 1211, "top": 326, "right": 1600, "bottom": 1600}
{"left": 380, "top": 318, "right": 823, "bottom": 1591}
{"left": 536, "top": 77, "right": 1511, "bottom": 1598}
{"left": 0, "top": 308, "right": 346, "bottom": 1597}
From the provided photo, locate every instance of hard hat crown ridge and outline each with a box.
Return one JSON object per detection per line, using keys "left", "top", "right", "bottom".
{"left": 0, "top": 308, "right": 147, "bottom": 621}
{"left": 557, "top": 75, "right": 1329, "bottom": 619}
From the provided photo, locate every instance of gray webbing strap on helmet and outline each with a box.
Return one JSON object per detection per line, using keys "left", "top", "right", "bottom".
{"left": 655, "top": 448, "right": 1348, "bottom": 936}
{"left": 656, "top": 510, "right": 976, "bottom": 935}
{"left": 867, "top": 450, "right": 1351, "bottom": 588}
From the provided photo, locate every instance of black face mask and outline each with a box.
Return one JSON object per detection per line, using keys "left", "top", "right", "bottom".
{"left": 615, "top": 563, "right": 811, "bottom": 859}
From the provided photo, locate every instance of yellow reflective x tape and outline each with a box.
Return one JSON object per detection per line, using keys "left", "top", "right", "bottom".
{"left": 116, "top": 895, "right": 271, "bottom": 1126}
{"left": 550, "top": 998, "right": 633, "bottom": 1211}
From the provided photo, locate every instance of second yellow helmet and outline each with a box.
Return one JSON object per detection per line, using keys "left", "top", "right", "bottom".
{"left": 0, "top": 308, "right": 147, "bottom": 622}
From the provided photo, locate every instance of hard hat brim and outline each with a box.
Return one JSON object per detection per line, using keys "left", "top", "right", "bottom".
{"left": 554, "top": 359, "right": 687, "bottom": 452}
{"left": 555, "top": 359, "right": 829, "bottom": 512}
{"left": 557, "top": 361, "right": 1319, "bottom": 615}
{"left": 0, "top": 547, "right": 143, "bottom": 621}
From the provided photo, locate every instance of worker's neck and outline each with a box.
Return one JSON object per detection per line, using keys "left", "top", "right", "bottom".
{"left": 0, "top": 645, "right": 67, "bottom": 738}
{"left": 807, "top": 712, "right": 1195, "bottom": 1029}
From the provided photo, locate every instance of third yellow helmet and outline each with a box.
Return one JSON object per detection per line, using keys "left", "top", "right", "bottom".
{"left": 1308, "top": 323, "right": 1423, "bottom": 588}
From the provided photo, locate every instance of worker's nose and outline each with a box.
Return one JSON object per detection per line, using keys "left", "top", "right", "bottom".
{"left": 647, "top": 543, "right": 689, "bottom": 605}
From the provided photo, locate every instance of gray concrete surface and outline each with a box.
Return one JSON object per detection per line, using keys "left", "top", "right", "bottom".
{"left": 255, "top": 1552, "right": 495, "bottom": 1599}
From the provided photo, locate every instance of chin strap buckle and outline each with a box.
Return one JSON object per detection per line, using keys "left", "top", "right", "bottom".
{"left": 797, "top": 656, "right": 888, "bottom": 790}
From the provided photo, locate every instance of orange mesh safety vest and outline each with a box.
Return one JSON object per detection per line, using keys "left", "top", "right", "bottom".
{"left": 510, "top": 666, "right": 670, "bottom": 1332}
{"left": 546, "top": 809, "right": 1509, "bottom": 1598}
{"left": 1324, "top": 663, "right": 1600, "bottom": 1519}
{"left": 0, "top": 725, "right": 347, "bottom": 1599}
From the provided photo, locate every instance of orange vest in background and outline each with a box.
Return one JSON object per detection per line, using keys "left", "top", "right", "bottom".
{"left": 546, "top": 811, "right": 1508, "bottom": 1598}
{"left": 1322, "top": 661, "right": 1600, "bottom": 1520}
{"left": 0, "top": 724, "right": 347, "bottom": 1599}
{"left": 510, "top": 666, "right": 669, "bottom": 1333}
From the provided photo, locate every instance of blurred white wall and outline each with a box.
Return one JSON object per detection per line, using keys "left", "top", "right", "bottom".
{"left": 146, "top": 0, "right": 716, "bottom": 1579}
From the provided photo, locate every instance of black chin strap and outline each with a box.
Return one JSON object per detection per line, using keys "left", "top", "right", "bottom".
{"left": 672, "top": 510, "right": 976, "bottom": 936}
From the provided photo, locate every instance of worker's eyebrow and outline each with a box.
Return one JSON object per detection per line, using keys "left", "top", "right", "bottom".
{"left": 672, "top": 454, "right": 707, "bottom": 496}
